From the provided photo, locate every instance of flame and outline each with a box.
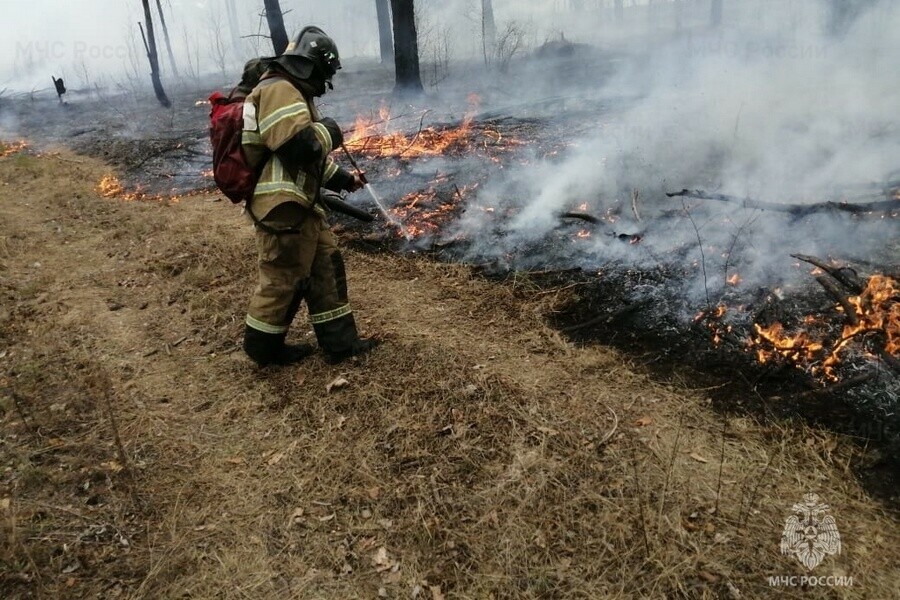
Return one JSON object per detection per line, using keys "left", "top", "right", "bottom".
{"left": 389, "top": 180, "right": 479, "bottom": 239}
{"left": 727, "top": 273, "right": 743, "bottom": 286}
{"left": 0, "top": 140, "right": 29, "bottom": 158}
{"left": 97, "top": 173, "right": 213, "bottom": 204}
{"left": 345, "top": 100, "right": 520, "bottom": 159}
{"left": 195, "top": 99, "right": 211, "bottom": 106}
{"left": 751, "top": 275, "right": 899, "bottom": 379}
{"left": 98, "top": 174, "right": 125, "bottom": 197}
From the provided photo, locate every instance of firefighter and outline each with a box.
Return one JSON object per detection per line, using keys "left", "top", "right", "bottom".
{"left": 241, "top": 26, "right": 378, "bottom": 367}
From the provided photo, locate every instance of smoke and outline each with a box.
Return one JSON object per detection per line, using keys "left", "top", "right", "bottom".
{"left": 444, "top": 0, "right": 898, "bottom": 309}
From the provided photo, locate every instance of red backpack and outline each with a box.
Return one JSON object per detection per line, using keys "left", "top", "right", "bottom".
{"left": 209, "top": 91, "right": 258, "bottom": 204}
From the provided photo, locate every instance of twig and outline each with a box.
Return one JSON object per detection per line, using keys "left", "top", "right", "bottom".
{"left": 657, "top": 413, "right": 684, "bottom": 529}
{"left": 596, "top": 401, "right": 619, "bottom": 447}
{"left": 3, "top": 388, "right": 37, "bottom": 437}
{"left": 681, "top": 199, "right": 711, "bottom": 309}
{"left": 93, "top": 376, "right": 143, "bottom": 510}
{"left": 721, "top": 213, "right": 758, "bottom": 294}
{"left": 630, "top": 445, "right": 652, "bottom": 558}
{"left": 397, "top": 110, "right": 431, "bottom": 157}
{"left": 631, "top": 189, "right": 642, "bottom": 223}
{"left": 740, "top": 449, "right": 778, "bottom": 527}
{"left": 714, "top": 419, "right": 728, "bottom": 516}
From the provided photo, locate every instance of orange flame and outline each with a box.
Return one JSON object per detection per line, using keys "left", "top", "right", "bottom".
{"left": 97, "top": 174, "right": 202, "bottom": 204}
{"left": 0, "top": 140, "right": 29, "bottom": 158}
{"left": 751, "top": 275, "right": 899, "bottom": 380}
{"left": 345, "top": 99, "right": 519, "bottom": 159}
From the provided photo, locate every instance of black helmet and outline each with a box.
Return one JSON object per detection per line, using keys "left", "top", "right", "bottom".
{"left": 282, "top": 26, "right": 342, "bottom": 80}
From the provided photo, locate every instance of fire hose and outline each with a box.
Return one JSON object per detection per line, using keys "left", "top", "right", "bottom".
{"left": 341, "top": 143, "right": 412, "bottom": 241}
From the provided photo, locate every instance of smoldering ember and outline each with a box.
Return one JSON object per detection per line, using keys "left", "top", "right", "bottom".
{"left": 1, "top": 1, "right": 898, "bottom": 598}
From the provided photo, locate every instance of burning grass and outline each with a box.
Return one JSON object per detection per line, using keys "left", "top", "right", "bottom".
{"left": 344, "top": 101, "right": 524, "bottom": 160}
{"left": 0, "top": 140, "right": 29, "bottom": 158}
{"left": 751, "top": 274, "right": 899, "bottom": 381}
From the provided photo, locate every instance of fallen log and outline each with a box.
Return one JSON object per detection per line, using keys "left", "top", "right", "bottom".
{"left": 667, "top": 189, "right": 900, "bottom": 216}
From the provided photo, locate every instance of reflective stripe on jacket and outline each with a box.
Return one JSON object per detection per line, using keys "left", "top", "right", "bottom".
{"left": 242, "top": 78, "right": 341, "bottom": 220}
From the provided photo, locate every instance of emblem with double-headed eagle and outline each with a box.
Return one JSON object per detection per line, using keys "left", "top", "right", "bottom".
{"left": 780, "top": 492, "right": 841, "bottom": 570}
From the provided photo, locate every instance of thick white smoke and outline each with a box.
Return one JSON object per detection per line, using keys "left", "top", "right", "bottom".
{"left": 448, "top": 0, "right": 898, "bottom": 303}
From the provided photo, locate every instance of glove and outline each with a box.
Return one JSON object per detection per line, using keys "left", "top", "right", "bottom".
{"left": 346, "top": 173, "right": 366, "bottom": 193}
{"left": 318, "top": 117, "right": 344, "bottom": 149}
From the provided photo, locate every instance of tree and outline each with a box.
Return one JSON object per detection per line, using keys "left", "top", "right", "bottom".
{"left": 263, "top": 0, "right": 290, "bottom": 56}
{"left": 375, "top": 0, "right": 394, "bottom": 64}
{"left": 140, "top": 0, "right": 171, "bottom": 107}
{"left": 711, "top": 0, "right": 723, "bottom": 28}
{"left": 481, "top": 0, "right": 497, "bottom": 67}
{"left": 154, "top": 0, "right": 179, "bottom": 77}
{"left": 390, "top": 0, "right": 424, "bottom": 95}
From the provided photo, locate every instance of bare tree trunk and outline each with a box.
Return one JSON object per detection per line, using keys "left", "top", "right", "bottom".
{"left": 481, "top": 0, "right": 497, "bottom": 67}
{"left": 263, "top": 0, "right": 290, "bottom": 56}
{"left": 154, "top": 0, "right": 179, "bottom": 78}
{"left": 711, "top": 0, "right": 723, "bottom": 28}
{"left": 140, "top": 0, "right": 171, "bottom": 107}
{"left": 375, "top": 0, "right": 394, "bottom": 64}
{"left": 615, "top": 0, "right": 624, "bottom": 23}
{"left": 390, "top": 0, "right": 424, "bottom": 95}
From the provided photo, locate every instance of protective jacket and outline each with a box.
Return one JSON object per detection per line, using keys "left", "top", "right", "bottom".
{"left": 241, "top": 75, "right": 351, "bottom": 220}
{"left": 240, "top": 70, "right": 372, "bottom": 367}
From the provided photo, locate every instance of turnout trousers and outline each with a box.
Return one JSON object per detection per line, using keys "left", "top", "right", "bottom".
{"left": 245, "top": 202, "right": 360, "bottom": 354}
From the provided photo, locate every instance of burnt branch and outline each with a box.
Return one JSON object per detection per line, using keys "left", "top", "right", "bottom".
{"left": 667, "top": 189, "right": 900, "bottom": 216}
{"left": 815, "top": 275, "right": 859, "bottom": 326}
{"left": 792, "top": 254, "right": 865, "bottom": 294}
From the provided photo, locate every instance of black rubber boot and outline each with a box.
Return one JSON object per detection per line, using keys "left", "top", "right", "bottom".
{"left": 313, "top": 313, "right": 380, "bottom": 364}
{"left": 244, "top": 325, "right": 314, "bottom": 367}
{"left": 324, "top": 338, "right": 380, "bottom": 365}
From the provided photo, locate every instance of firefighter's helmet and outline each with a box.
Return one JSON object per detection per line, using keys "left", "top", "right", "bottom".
{"left": 283, "top": 26, "right": 342, "bottom": 80}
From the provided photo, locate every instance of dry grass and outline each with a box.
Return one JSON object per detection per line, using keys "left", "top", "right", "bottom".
{"left": 1, "top": 150, "right": 899, "bottom": 598}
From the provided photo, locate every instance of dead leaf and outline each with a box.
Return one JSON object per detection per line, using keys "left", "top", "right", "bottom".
{"left": 372, "top": 546, "right": 391, "bottom": 571}
{"left": 288, "top": 508, "right": 304, "bottom": 526}
{"left": 1, "top": 498, "right": 10, "bottom": 511}
{"left": 267, "top": 441, "right": 298, "bottom": 466}
{"left": 226, "top": 457, "right": 245, "bottom": 465}
{"left": 366, "top": 487, "right": 382, "bottom": 500}
{"left": 318, "top": 513, "right": 336, "bottom": 523}
{"left": 689, "top": 453, "right": 709, "bottom": 464}
{"left": 430, "top": 586, "right": 445, "bottom": 600}
{"left": 326, "top": 377, "right": 350, "bottom": 393}
{"left": 335, "top": 415, "right": 348, "bottom": 429}
{"left": 635, "top": 416, "right": 653, "bottom": 427}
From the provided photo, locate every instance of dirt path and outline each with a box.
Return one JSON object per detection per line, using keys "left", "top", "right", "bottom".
{"left": 2, "top": 149, "right": 898, "bottom": 598}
